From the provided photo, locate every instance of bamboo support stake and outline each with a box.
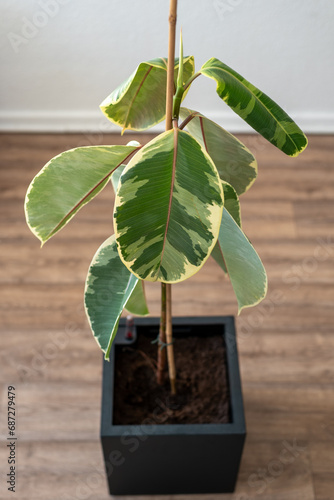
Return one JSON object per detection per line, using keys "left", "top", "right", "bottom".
{"left": 165, "top": 0, "right": 177, "bottom": 130}
{"left": 156, "top": 0, "right": 177, "bottom": 394}
{"left": 164, "top": 0, "right": 177, "bottom": 395}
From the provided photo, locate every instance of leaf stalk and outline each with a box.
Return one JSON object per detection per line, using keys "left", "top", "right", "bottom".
{"left": 183, "top": 71, "right": 201, "bottom": 91}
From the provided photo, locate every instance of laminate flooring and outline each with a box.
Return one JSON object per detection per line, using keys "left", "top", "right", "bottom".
{"left": 0, "top": 133, "right": 333, "bottom": 499}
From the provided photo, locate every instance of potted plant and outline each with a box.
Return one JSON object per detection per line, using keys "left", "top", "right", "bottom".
{"left": 24, "top": 0, "right": 307, "bottom": 495}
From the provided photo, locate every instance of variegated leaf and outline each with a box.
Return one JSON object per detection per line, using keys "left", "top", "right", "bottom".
{"left": 179, "top": 107, "right": 257, "bottom": 194}
{"left": 25, "top": 145, "right": 140, "bottom": 244}
{"left": 84, "top": 234, "right": 148, "bottom": 360}
{"left": 114, "top": 129, "right": 224, "bottom": 283}
{"left": 200, "top": 58, "right": 308, "bottom": 157}
{"left": 100, "top": 56, "right": 195, "bottom": 132}
{"left": 222, "top": 181, "right": 241, "bottom": 227}
{"left": 111, "top": 159, "right": 149, "bottom": 316}
{"left": 211, "top": 182, "right": 241, "bottom": 273}
{"left": 216, "top": 208, "right": 267, "bottom": 312}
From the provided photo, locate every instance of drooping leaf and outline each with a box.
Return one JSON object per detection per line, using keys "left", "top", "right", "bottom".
{"left": 111, "top": 163, "right": 126, "bottom": 193}
{"left": 211, "top": 182, "right": 241, "bottom": 273}
{"left": 100, "top": 56, "right": 195, "bottom": 132}
{"left": 216, "top": 208, "right": 267, "bottom": 312}
{"left": 125, "top": 280, "right": 149, "bottom": 316}
{"left": 222, "top": 182, "right": 241, "bottom": 227}
{"left": 210, "top": 242, "right": 227, "bottom": 274}
{"left": 114, "top": 129, "right": 224, "bottom": 283}
{"left": 200, "top": 58, "right": 307, "bottom": 157}
{"left": 179, "top": 107, "right": 257, "bottom": 194}
{"left": 25, "top": 145, "right": 140, "bottom": 245}
{"left": 84, "top": 234, "right": 148, "bottom": 360}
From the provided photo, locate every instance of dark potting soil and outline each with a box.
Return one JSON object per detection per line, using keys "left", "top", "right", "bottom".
{"left": 113, "top": 333, "right": 231, "bottom": 425}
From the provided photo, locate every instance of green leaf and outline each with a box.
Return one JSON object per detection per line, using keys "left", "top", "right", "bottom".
{"left": 84, "top": 234, "right": 148, "bottom": 360}
{"left": 216, "top": 208, "right": 267, "bottom": 312}
{"left": 200, "top": 58, "right": 307, "bottom": 157}
{"left": 125, "top": 281, "right": 149, "bottom": 316}
{"left": 211, "top": 182, "right": 241, "bottom": 273}
{"left": 114, "top": 129, "right": 224, "bottom": 283}
{"left": 100, "top": 56, "right": 195, "bottom": 132}
{"left": 210, "top": 242, "right": 227, "bottom": 274}
{"left": 25, "top": 145, "right": 140, "bottom": 244}
{"left": 111, "top": 164, "right": 126, "bottom": 193}
{"left": 222, "top": 181, "right": 241, "bottom": 227}
{"left": 179, "top": 107, "right": 257, "bottom": 194}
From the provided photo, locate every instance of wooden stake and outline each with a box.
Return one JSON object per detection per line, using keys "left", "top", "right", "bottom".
{"left": 156, "top": 0, "right": 177, "bottom": 393}
{"left": 165, "top": 0, "right": 177, "bottom": 395}
{"left": 165, "top": 0, "right": 177, "bottom": 130}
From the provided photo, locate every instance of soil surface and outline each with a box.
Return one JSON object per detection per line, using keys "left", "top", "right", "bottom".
{"left": 113, "top": 333, "right": 231, "bottom": 425}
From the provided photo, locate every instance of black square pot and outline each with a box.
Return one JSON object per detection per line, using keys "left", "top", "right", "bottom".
{"left": 101, "top": 316, "right": 246, "bottom": 495}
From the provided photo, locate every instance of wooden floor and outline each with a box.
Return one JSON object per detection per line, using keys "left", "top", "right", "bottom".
{"left": 0, "top": 132, "right": 333, "bottom": 499}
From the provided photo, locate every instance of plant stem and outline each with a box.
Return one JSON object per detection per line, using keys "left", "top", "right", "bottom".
{"left": 166, "top": 283, "right": 176, "bottom": 394}
{"left": 156, "top": 0, "right": 177, "bottom": 394}
{"left": 172, "top": 29, "right": 185, "bottom": 121}
{"left": 172, "top": 85, "right": 184, "bottom": 121}
{"left": 157, "top": 283, "right": 167, "bottom": 385}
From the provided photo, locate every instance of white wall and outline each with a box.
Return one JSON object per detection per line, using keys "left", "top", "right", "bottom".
{"left": 1, "top": 0, "right": 333, "bottom": 133}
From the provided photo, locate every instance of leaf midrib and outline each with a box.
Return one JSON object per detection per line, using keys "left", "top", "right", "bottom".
{"left": 123, "top": 66, "right": 154, "bottom": 131}
{"left": 157, "top": 128, "right": 178, "bottom": 276}
{"left": 45, "top": 148, "right": 140, "bottom": 241}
